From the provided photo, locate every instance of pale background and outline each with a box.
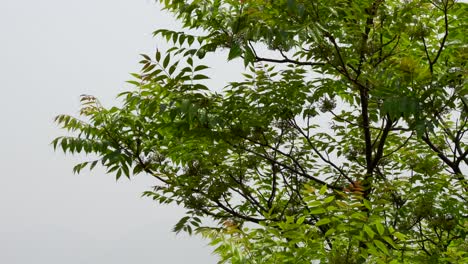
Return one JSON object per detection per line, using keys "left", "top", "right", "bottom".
{"left": 0, "top": 0, "right": 244, "bottom": 263}
{"left": 2, "top": 0, "right": 467, "bottom": 263}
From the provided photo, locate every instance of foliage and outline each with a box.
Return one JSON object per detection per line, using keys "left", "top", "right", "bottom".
{"left": 54, "top": 0, "right": 468, "bottom": 263}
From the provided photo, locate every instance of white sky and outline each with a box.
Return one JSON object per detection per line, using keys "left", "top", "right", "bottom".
{"left": 0, "top": 0, "right": 244, "bottom": 263}
{"left": 2, "top": 0, "right": 467, "bottom": 263}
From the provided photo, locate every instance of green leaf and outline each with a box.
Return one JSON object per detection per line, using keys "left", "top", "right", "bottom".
{"left": 323, "top": 196, "right": 335, "bottom": 203}
{"left": 228, "top": 43, "right": 242, "bottom": 61}
{"left": 364, "top": 225, "right": 375, "bottom": 239}
{"left": 336, "top": 200, "right": 348, "bottom": 208}
{"left": 196, "top": 49, "right": 206, "bottom": 59}
{"left": 319, "top": 185, "right": 327, "bottom": 195}
{"left": 116, "top": 168, "right": 122, "bottom": 180}
{"left": 187, "top": 35, "right": 195, "bottom": 46}
{"left": 375, "top": 222, "right": 385, "bottom": 236}
{"left": 163, "top": 54, "right": 170, "bottom": 68}
{"left": 296, "top": 216, "right": 306, "bottom": 225}
{"left": 173, "top": 216, "right": 190, "bottom": 234}
{"left": 193, "top": 74, "right": 209, "bottom": 80}
{"left": 393, "top": 232, "right": 406, "bottom": 241}
{"left": 194, "top": 65, "right": 209, "bottom": 71}
{"left": 243, "top": 46, "right": 255, "bottom": 67}
{"left": 309, "top": 208, "right": 326, "bottom": 214}
{"left": 373, "top": 240, "right": 389, "bottom": 255}
{"left": 325, "top": 228, "right": 336, "bottom": 237}
{"left": 155, "top": 50, "right": 161, "bottom": 61}
{"left": 382, "top": 236, "right": 397, "bottom": 249}
{"left": 168, "top": 61, "right": 179, "bottom": 75}
{"left": 315, "top": 218, "right": 331, "bottom": 226}
{"left": 363, "top": 199, "right": 372, "bottom": 211}
{"left": 89, "top": 160, "right": 98, "bottom": 170}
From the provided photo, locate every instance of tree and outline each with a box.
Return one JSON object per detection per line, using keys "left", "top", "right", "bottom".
{"left": 54, "top": 0, "right": 468, "bottom": 263}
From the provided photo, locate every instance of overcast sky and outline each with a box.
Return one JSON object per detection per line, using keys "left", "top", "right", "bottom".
{"left": 0, "top": 0, "right": 244, "bottom": 263}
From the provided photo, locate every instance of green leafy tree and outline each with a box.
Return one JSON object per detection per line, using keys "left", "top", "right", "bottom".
{"left": 54, "top": 0, "right": 468, "bottom": 263}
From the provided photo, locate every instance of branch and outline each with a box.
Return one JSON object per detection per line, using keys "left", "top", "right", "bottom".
{"left": 212, "top": 197, "right": 263, "bottom": 223}
{"left": 229, "top": 139, "right": 340, "bottom": 190}
{"left": 253, "top": 55, "right": 325, "bottom": 67}
{"left": 371, "top": 115, "right": 394, "bottom": 170}
{"left": 431, "top": 2, "right": 450, "bottom": 68}
{"left": 102, "top": 125, "right": 170, "bottom": 184}
{"left": 325, "top": 32, "right": 352, "bottom": 79}
{"left": 227, "top": 172, "right": 268, "bottom": 214}
{"left": 267, "top": 128, "right": 285, "bottom": 209}
{"left": 382, "top": 131, "right": 414, "bottom": 159}
{"left": 290, "top": 119, "right": 354, "bottom": 185}
{"left": 422, "top": 132, "right": 451, "bottom": 165}
{"left": 360, "top": 87, "right": 373, "bottom": 174}
{"left": 421, "top": 132, "right": 459, "bottom": 174}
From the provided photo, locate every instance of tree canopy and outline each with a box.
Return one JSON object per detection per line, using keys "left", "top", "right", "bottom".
{"left": 54, "top": 0, "right": 468, "bottom": 263}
